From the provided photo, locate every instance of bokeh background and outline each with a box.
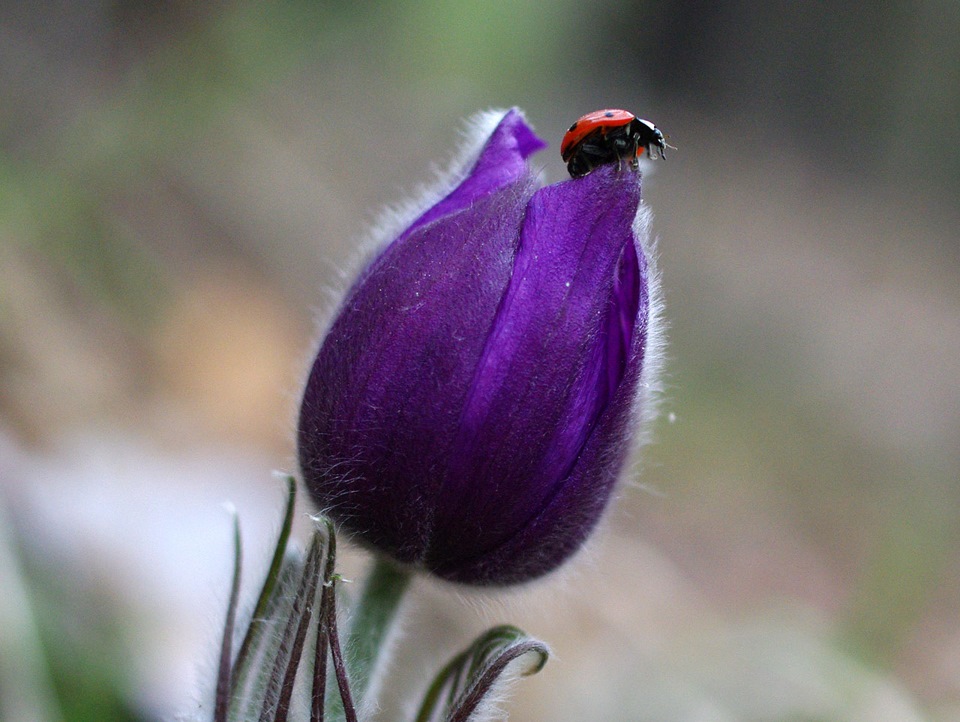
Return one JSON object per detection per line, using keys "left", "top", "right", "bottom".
{"left": 2, "top": 2, "right": 959, "bottom": 721}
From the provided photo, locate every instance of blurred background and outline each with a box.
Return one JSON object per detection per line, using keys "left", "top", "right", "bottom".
{"left": 2, "top": 2, "right": 959, "bottom": 720}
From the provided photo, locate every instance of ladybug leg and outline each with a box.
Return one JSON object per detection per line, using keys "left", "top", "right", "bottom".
{"left": 611, "top": 137, "right": 631, "bottom": 172}
{"left": 568, "top": 156, "right": 592, "bottom": 177}
{"left": 569, "top": 145, "right": 607, "bottom": 177}
{"left": 566, "top": 136, "right": 628, "bottom": 178}
{"left": 570, "top": 142, "right": 614, "bottom": 177}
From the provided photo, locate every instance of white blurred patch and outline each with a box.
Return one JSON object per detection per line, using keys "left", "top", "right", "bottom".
{"left": 0, "top": 428, "right": 304, "bottom": 720}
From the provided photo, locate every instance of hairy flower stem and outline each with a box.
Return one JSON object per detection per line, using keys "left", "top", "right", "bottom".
{"left": 325, "top": 582, "right": 357, "bottom": 722}
{"left": 259, "top": 534, "right": 323, "bottom": 722}
{"left": 312, "top": 578, "right": 331, "bottom": 722}
{"left": 325, "top": 557, "right": 412, "bottom": 721}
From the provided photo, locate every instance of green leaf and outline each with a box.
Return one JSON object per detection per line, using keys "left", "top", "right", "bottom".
{"left": 230, "top": 550, "right": 306, "bottom": 721}
{"left": 215, "top": 507, "right": 242, "bottom": 722}
{"left": 227, "top": 476, "right": 306, "bottom": 722}
{"left": 260, "top": 529, "right": 324, "bottom": 722}
{"left": 232, "top": 475, "right": 297, "bottom": 694}
{"left": 415, "top": 625, "right": 549, "bottom": 722}
{"left": 212, "top": 479, "right": 414, "bottom": 722}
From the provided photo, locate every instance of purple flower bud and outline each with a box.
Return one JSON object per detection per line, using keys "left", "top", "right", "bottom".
{"left": 298, "top": 109, "right": 662, "bottom": 585}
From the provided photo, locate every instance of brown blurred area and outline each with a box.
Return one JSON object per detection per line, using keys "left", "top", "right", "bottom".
{"left": 1, "top": 2, "right": 959, "bottom": 721}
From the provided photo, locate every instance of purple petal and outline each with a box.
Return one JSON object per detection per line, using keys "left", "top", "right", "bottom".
{"left": 298, "top": 112, "right": 544, "bottom": 565}
{"left": 403, "top": 109, "right": 547, "bottom": 239}
{"left": 427, "top": 166, "right": 647, "bottom": 582}
{"left": 439, "top": 238, "right": 650, "bottom": 584}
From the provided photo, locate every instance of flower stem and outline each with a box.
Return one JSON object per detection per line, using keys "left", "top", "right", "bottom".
{"left": 343, "top": 557, "right": 412, "bottom": 713}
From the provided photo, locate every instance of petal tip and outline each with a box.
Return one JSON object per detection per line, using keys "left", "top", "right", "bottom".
{"left": 472, "top": 108, "right": 547, "bottom": 160}
{"left": 501, "top": 107, "right": 549, "bottom": 156}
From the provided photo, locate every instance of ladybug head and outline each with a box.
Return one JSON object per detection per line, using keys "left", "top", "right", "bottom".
{"left": 650, "top": 128, "right": 667, "bottom": 159}
{"left": 632, "top": 118, "right": 671, "bottom": 160}
{"left": 650, "top": 127, "right": 678, "bottom": 160}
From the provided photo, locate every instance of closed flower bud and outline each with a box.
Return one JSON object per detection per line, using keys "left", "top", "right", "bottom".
{"left": 298, "top": 109, "right": 662, "bottom": 585}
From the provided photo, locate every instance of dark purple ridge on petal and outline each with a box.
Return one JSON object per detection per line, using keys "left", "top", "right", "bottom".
{"left": 608, "top": 240, "right": 641, "bottom": 402}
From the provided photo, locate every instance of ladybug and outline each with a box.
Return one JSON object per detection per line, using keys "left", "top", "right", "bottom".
{"left": 560, "top": 109, "right": 669, "bottom": 178}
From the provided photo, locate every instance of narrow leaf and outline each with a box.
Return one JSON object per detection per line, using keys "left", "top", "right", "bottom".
{"left": 311, "top": 519, "right": 337, "bottom": 722}
{"left": 232, "top": 475, "right": 298, "bottom": 696}
{"left": 258, "top": 533, "right": 323, "bottom": 722}
{"left": 310, "top": 576, "right": 330, "bottom": 722}
{"left": 446, "top": 638, "right": 548, "bottom": 722}
{"left": 312, "top": 521, "right": 358, "bottom": 722}
{"left": 232, "top": 553, "right": 304, "bottom": 721}
{"left": 414, "top": 626, "right": 548, "bottom": 722}
{"left": 325, "top": 578, "right": 358, "bottom": 722}
{"left": 274, "top": 528, "right": 327, "bottom": 722}
{"left": 214, "top": 508, "right": 242, "bottom": 722}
